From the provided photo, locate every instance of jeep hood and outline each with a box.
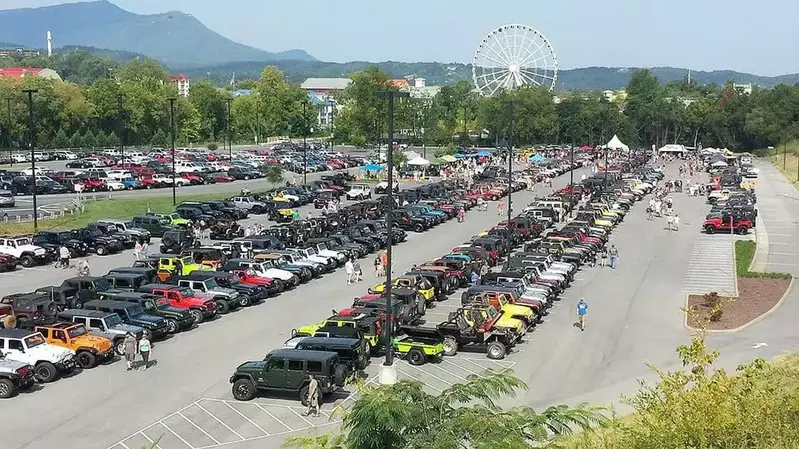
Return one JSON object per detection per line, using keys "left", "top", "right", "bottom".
{"left": 19, "top": 245, "right": 46, "bottom": 254}
{"left": 265, "top": 268, "right": 294, "bottom": 280}
{"left": 238, "top": 360, "right": 266, "bottom": 371}
{"left": 31, "top": 344, "right": 74, "bottom": 361}
{"left": 76, "top": 335, "right": 112, "bottom": 351}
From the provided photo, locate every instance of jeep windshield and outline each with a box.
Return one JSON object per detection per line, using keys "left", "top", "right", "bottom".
{"left": 25, "top": 333, "right": 46, "bottom": 348}
{"left": 105, "top": 314, "right": 122, "bottom": 327}
{"left": 67, "top": 326, "right": 88, "bottom": 338}
{"left": 123, "top": 221, "right": 136, "bottom": 229}
{"left": 202, "top": 278, "right": 221, "bottom": 290}
{"left": 14, "top": 238, "right": 32, "bottom": 246}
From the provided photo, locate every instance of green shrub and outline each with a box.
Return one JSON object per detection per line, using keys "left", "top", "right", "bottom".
{"left": 207, "top": 142, "right": 219, "bottom": 151}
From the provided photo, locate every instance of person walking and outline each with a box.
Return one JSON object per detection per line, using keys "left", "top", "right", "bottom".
{"left": 304, "top": 374, "right": 320, "bottom": 417}
{"left": 134, "top": 239, "right": 143, "bottom": 261}
{"left": 138, "top": 334, "right": 152, "bottom": 370}
{"left": 353, "top": 259, "right": 362, "bottom": 283}
{"left": 673, "top": 214, "right": 680, "bottom": 232}
{"left": 58, "top": 244, "right": 70, "bottom": 269}
{"left": 345, "top": 258, "right": 355, "bottom": 285}
{"left": 141, "top": 239, "right": 150, "bottom": 258}
{"left": 576, "top": 298, "right": 588, "bottom": 331}
{"left": 457, "top": 208, "right": 465, "bottom": 223}
{"left": 379, "top": 249, "right": 388, "bottom": 277}
{"left": 123, "top": 332, "right": 137, "bottom": 371}
{"left": 374, "top": 255, "right": 383, "bottom": 277}
{"left": 497, "top": 199, "right": 505, "bottom": 216}
{"left": 599, "top": 246, "right": 608, "bottom": 267}
{"left": 608, "top": 245, "right": 619, "bottom": 269}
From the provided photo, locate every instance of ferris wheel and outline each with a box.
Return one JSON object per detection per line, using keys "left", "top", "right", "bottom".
{"left": 472, "top": 24, "right": 558, "bottom": 96}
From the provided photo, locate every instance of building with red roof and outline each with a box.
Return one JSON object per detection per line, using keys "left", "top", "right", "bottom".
{"left": 171, "top": 74, "right": 190, "bottom": 97}
{"left": 0, "top": 67, "right": 62, "bottom": 82}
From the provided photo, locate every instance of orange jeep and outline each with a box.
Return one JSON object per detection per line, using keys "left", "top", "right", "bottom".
{"left": 34, "top": 322, "right": 115, "bottom": 368}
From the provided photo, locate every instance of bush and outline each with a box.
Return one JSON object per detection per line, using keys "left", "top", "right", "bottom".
{"left": 735, "top": 240, "right": 793, "bottom": 279}
{"left": 207, "top": 142, "right": 219, "bottom": 151}
{"left": 703, "top": 292, "right": 723, "bottom": 321}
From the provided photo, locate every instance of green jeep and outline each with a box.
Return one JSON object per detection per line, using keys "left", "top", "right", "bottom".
{"left": 229, "top": 349, "right": 347, "bottom": 404}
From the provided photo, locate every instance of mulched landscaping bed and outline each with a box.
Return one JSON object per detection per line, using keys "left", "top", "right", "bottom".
{"left": 687, "top": 277, "right": 793, "bottom": 330}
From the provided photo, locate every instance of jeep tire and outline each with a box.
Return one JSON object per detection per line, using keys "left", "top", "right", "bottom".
{"left": 77, "top": 351, "right": 97, "bottom": 368}
{"left": 408, "top": 348, "right": 426, "bottom": 366}
{"left": 34, "top": 361, "right": 58, "bottom": 382}
{"left": 0, "top": 378, "right": 17, "bottom": 398}
{"left": 232, "top": 378, "right": 256, "bottom": 401}
{"left": 413, "top": 223, "right": 425, "bottom": 233}
{"left": 299, "top": 385, "right": 310, "bottom": 406}
{"left": 20, "top": 255, "right": 35, "bottom": 268}
{"left": 96, "top": 246, "right": 108, "bottom": 256}
{"left": 334, "top": 365, "right": 347, "bottom": 387}
{"left": 165, "top": 319, "right": 178, "bottom": 334}
{"left": 486, "top": 341, "right": 507, "bottom": 360}
{"left": 215, "top": 299, "right": 230, "bottom": 314}
{"left": 442, "top": 336, "right": 458, "bottom": 356}
{"left": 189, "top": 309, "right": 204, "bottom": 324}
{"left": 238, "top": 294, "right": 251, "bottom": 307}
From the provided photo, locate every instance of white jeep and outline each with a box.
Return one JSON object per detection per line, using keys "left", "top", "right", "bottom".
{"left": 346, "top": 184, "right": 372, "bottom": 200}
{"left": 0, "top": 237, "right": 49, "bottom": 267}
{"left": 0, "top": 329, "right": 77, "bottom": 383}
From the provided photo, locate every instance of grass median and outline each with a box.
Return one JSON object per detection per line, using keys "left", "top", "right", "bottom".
{"left": 0, "top": 192, "right": 232, "bottom": 236}
{"left": 735, "top": 240, "right": 792, "bottom": 279}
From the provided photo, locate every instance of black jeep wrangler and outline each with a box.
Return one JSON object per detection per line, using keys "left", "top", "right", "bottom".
{"left": 69, "top": 228, "right": 122, "bottom": 256}
{"left": 32, "top": 231, "right": 89, "bottom": 259}
{"left": 160, "top": 230, "right": 199, "bottom": 254}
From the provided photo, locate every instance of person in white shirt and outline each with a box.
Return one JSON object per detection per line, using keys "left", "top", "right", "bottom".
{"left": 58, "top": 245, "right": 70, "bottom": 269}
{"left": 344, "top": 258, "right": 355, "bottom": 285}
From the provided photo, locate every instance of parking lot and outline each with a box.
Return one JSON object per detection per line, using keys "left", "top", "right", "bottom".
{"left": 752, "top": 161, "right": 799, "bottom": 276}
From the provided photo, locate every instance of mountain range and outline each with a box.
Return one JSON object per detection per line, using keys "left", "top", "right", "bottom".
{"left": 0, "top": 1, "right": 797, "bottom": 91}
{"left": 0, "top": 0, "right": 315, "bottom": 66}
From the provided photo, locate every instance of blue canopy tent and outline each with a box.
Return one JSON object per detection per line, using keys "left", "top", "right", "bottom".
{"left": 362, "top": 164, "right": 384, "bottom": 172}
{"left": 477, "top": 150, "right": 491, "bottom": 157}
{"left": 529, "top": 154, "right": 545, "bottom": 163}
{"left": 454, "top": 153, "right": 465, "bottom": 159}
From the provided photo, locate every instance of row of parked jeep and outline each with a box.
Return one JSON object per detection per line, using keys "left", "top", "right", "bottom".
{"left": 225, "top": 157, "right": 659, "bottom": 404}
{"left": 0, "top": 178, "right": 496, "bottom": 399}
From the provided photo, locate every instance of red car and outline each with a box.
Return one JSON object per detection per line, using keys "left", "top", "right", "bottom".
{"left": 181, "top": 173, "right": 205, "bottom": 185}
{"left": 79, "top": 177, "right": 107, "bottom": 192}
{"left": 145, "top": 285, "right": 217, "bottom": 323}
{"left": 232, "top": 269, "right": 277, "bottom": 288}
{"left": 212, "top": 173, "right": 234, "bottom": 183}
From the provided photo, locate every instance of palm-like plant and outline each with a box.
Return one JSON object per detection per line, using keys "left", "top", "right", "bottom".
{"left": 285, "top": 369, "right": 606, "bottom": 449}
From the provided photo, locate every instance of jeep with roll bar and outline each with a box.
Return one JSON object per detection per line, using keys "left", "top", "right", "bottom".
{"left": 56, "top": 309, "right": 144, "bottom": 356}
{"left": 179, "top": 271, "right": 269, "bottom": 303}
{"left": 1, "top": 292, "right": 58, "bottom": 328}
{"left": 0, "top": 349, "right": 35, "bottom": 398}
{"left": 35, "top": 276, "right": 112, "bottom": 310}
{"left": 97, "top": 290, "right": 194, "bottom": 334}
{"left": 103, "top": 272, "right": 151, "bottom": 293}
{"left": 175, "top": 275, "right": 245, "bottom": 313}
{"left": 229, "top": 349, "right": 347, "bottom": 403}
{"left": 0, "top": 328, "right": 77, "bottom": 382}
{"left": 32, "top": 231, "right": 89, "bottom": 259}
{"left": 136, "top": 284, "right": 216, "bottom": 324}
{"left": 81, "top": 300, "right": 169, "bottom": 340}
{"left": 294, "top": 314, "right": 384, "bottom": 354}
{"left": 69, "top": 228, "right": 123, "bottom": 256}
{"left": 34, "top": 322, "right": 114, "bottom": 368}
{"left": 0, "top": 236, "right": 49, "bottom": 268}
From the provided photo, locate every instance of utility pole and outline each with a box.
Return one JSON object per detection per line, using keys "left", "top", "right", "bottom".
{"left": 504, "top": 99, "right": 514, "bottom": 271}
{"left": 302, "top": 101, "right": 310, "bottom": 182}
{"left": 117, "top": 93, "right": 125, "bottom": 170}
{"left": 376, "top": 89, "right": 409, "bottom": 384}
{"left": 168, "top": 97, "right": 177, "bottom": 206}
{"left": 6, "top": 97, "right": 11, "bottom": 167}
{"left": 569, "top": 142, "right": 575, "bottom": 218}
{"left": 604, "top": 147, "right": 609, "bottom": 186}
{"left": 226, "top": 98, "right": 233, "bottom": 161}
{"left": 255, "top": 92, "right": 261, "bottom": 146}
{"left": 784, "top": 136, "right": 788, "bottom": 170}
{"left": 22, "top": 89, "right": 38, "bottom": 231}
{"left": 329, "top": 98, "right": 335, "bottom": 152}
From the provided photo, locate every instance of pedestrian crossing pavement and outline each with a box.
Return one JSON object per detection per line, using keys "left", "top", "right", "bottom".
{"left": 682, "top": 236, "right": 738, "bottom": 296}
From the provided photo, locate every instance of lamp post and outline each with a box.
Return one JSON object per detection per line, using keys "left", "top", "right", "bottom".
{"left": 168, "top": 97, "right": 177, "bottom": 206}
{"left": 117, "top": 93, "right": 125, "bottom": 169}
{"left": 504, "top": 99, "right": 514, "bottom": 271}
{"left": 6, "top": 97, "right": 11, "bottom": 167}
{"left": 569, "top": 142, "right": 575, "bottom": 218}
{"left": 302, "top": 101, "right": 308, "bottom": 185}
{"left": 255, "top": 92, "right": 261, "bottom": 146}
{"left": 376, "top": 89, "right": 409, "bottom": 385}
{"left": 225, "top": 98, "right": 232, "bottom": 161}
{"left": 328, "top": 98, "right": 335, "bottom": 152}
{"left": 22, "top": 89, "right": 38, "bottom": 231}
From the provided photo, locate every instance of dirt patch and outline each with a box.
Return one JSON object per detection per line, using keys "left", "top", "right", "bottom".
{"left": 687, "top": 278, "right": 792, "bottom": 330}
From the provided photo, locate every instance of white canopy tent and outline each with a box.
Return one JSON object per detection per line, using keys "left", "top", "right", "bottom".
{"left": 407, "top": 157, "right": 431, "bottom": 166}
{"left": 403, "top": 151, "right": 421, "bottom": 160}
{"left": 605, "top": 134, "right": 629, "bottom": 151}
{"left": 658, "top": 144, "right": 686, "bottom": 153}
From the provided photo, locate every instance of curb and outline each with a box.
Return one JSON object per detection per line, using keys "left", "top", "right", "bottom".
{"left": 751, "top": 209, "right": 769, "bottom": 272}
{"left": 683, "top": 278, "right": 794, "bottom": 333}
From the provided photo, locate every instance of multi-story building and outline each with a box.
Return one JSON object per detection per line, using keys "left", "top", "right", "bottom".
{"left": 300, "top": 78, "right": 351, "bottom": 129}
{"left": 171, "top": 74, "right": 190, "bottom": 97}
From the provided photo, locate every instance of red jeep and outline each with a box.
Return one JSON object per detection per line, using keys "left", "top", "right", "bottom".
{"left": 704, "top": 215, "right": 752, "bottom": 235}
{"left": 181, "top": 173, "right": 205, "bottom": 185}
{"left": 145, "top": 285, "right": 217, "bottom": 323}
{"left": 231, "top": 269, "right": 276, "bottom": 288}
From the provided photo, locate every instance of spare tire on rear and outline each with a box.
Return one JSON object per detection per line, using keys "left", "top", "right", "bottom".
{"left": 333, "top": 365, "right": 347, "bottom": 387}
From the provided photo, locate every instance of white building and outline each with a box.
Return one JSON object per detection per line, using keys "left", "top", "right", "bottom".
{"left": 171, "top": 74, "right": 190, "bottom": 97}
{"left": 733, "top": 83, "right": 753, "bottom": 95}
{"left": 300, "top": 78, "right": 351, "bottom": 129}
{"left": 404, "top": 76, "right": 441, "bottom": 99}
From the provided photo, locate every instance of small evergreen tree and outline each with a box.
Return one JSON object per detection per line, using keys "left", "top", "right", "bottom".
{"left": 67, "top": 131, "right": 82, "bottom": 149}
{"left": 52, "top": 129, "right": 69, "bottom": 149}
{"left": 151, "top": 129, "right": 168, "bottom": 147}
{"left": 82, "top": 130, "right": 98, "bottom": 149}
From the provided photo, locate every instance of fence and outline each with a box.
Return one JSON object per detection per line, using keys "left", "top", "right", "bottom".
{"left": 1, "top": 192, "right": 113, "bottom": 224}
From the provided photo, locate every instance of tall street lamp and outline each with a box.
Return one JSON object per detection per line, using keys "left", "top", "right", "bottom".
{"left": 504, "top": 99, "right": 514, "bottom": 271}
{"left": 302, "top": 101, "right": 308, "bottom": 185}
{"left": 376, "top": 89, "right": 409, "bottom": 385}
{"left": 168, "top": 97, "right": 177, "bottom": 206}
{"left": 117, "top": 93, "right": 125, "bottom": 169}
{"left": 5, "top": 97, "right": 11, "bottom": 167}
{"left": 22, "top": 89, "right": 38, "bottom": 231}
{"left": 569, "top": 142, "right": 575, "bottom": 218}
{"left": 225, "top": 98, "right": 233, "bottom": 161}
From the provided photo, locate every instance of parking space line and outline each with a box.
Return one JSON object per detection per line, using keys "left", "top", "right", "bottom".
{"left": 440, "top": 358, "right": 480, "bottom": 376}
{"left": 395, "top": 366, "right": 444, "bottom": 392}
{"left": 460, "top": 356, "right": 514, "bottom": 371}
{"left": 255, "top": 404, "right": 295, "bottom": 432}
{"left": 195, "top": 402, "right": 246, "bottom": 441}
{"left": 159, "top": 420, "right": 198, "bottom": 449}
{"left": 221, "top": 401, "right": 271, "bottom": 436}
{"left": 288, "top": 407, "right": 315, "bottom": 427}
{"left": 770, "top": 252, "right": 797, "bottom": 256}
{"left": 118, "top": 443, "right": 130, "bottom": 449}
{"left": 179, "top": 411, "right": 221, "bottom": 446}
{"left": 399, "top": 361, "right": 454, "bottom": 387}
{"left": 428, "top": 361, "right": 469, "bottom": 381}
{"left": 138, "top": 432, "right": 162, "bottom": 449}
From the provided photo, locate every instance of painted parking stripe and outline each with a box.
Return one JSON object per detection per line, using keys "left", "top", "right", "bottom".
{"left": 255, "top": 403, "right": 295, "bottom": 432}
{"left": 221, "top": 401, "right": 271, "bottom": 436}
{"left": 195, "top": 401, "right": 245, "bottom": 441}
{"left": 178, "top": 411, "right": 221, "bottom": 446}
{"left": 396, "top": 366, "right": 444, "bottom": 392}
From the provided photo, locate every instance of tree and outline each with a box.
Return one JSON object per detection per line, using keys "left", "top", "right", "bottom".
{"left": 392, "top": 150, "right": 407, "bottom": 170}
{"left": 150, "top": 129, "right": 168, "bottom": 147}
{"left": 286, "top": 369, "right": 605, "bottom": 449}
{"left": 189, "top": 80, "right": 227, "bottom": 142}
{"left": 52, "top": 129, "right": 69, "bottom": 149}
{"left": 266, "top": 165, "right": 284, "bottom": 186}
{"left": 335, "top": 67, "right": 393, "bottom": 146}
{"left": 67, "top": 131, "right": 82, "bottom": 149}
{"left": 82, "top": 129, "right": 97, "bottom": 148}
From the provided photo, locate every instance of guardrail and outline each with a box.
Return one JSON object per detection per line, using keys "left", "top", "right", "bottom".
{"left": 1, "top": 193, "right": 113, "bottom": 224}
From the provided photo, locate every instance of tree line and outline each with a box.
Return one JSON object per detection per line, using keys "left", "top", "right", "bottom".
{"left": 1, "top": 50, "right": 797, "bottom": 152}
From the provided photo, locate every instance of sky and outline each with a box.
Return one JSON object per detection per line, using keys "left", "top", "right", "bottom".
{"left": 2, "top": 0, "right": 799, "bottom": 76}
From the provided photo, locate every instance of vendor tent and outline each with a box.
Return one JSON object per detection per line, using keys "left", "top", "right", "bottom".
{"left": 407, "top": 157, "right": 431, "bottom": 166}
{"left": 529, "top": 154, "right": 545, "bottom": 163}
{"left": 606, "top": 135, "right": 629, "bottom": 151}
{"left": 710, "top": 160, "right": 728, "bottom": 167}
{"left": 403, "top": 151, "right": 421, "bottom": 160}
{"left": 439, "top": 155, "right": 457, "bottom": 163}
{"left": 477, "top": 150, "right": 491, "bottom": 157}
{"left": 362, "top": 164, "right": 384, "bottom": 172}
{"left": 658, "top": 144, "right": 686, "bottom": 153}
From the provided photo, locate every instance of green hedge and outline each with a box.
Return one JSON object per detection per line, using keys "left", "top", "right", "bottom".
{"left": 735, "top": 240, "right": 793, "bottom": 279}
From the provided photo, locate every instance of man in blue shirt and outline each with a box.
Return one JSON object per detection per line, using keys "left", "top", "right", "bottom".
{"left": 576, "top": 298, "right": 588, "bottom": 331}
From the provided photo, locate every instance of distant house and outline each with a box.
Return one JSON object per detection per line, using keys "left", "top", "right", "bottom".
{"left": 232, "top": 89, "right": 252, "bottom": 97}
{"left": 733, "top": 83, "right": 753, "bottom": 95}
{"left": 301, "top": 78, "right": 351, "bottom": 129}
{"left": 171, "top": 74, "right": 190, "bottom": 97}
{"left": 389, "top": 78, "right": 409, "bottom": 89}
{"left": 0, "top": 67, "right": 62, "bottom": 82}
{"left": 404, "top": 76, "right": 441, "bottom": 100}
{"left": 0, "top": 48, "right": 40, "bottom": 58}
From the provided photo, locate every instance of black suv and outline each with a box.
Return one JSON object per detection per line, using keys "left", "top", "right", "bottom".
{"left": 32, "top": 231, "right": 89, "bottom": 259}
{"left": 96, "top": 291, "right": 193, "bottom": 334}
{"left": 86, "top": 223, "right": 135, "bottom": 249}
{"left": 160, "top": 230, "right": 198, "bottom": 254}
{"left": 82, "top": 299, "right": 170, "bottom": 339}
{"left": 131, "top": 215, "right": 177, "bottom": 238}
{"left": 285, "top": 336, "right": 369, "bottom": 372}
{"left": 229, "top": 349, "right": 347, "bottom": 403}
{"left": 69, "top": 228, "right": 122, "bottom": 256}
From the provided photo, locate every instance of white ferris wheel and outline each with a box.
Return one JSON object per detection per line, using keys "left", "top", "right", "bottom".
{"left": 472, "top": 24, "right": 558, "bottom": 96}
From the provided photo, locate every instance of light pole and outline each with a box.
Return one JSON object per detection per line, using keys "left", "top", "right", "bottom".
{"left": 168, "top": 97, "right": 177, "bottom": 206}
{"left": 377, "top": 90, "right": 409, "bottom": 384}
{"left": 117, "top": 93, "right": 125, "bottom": 169}
{"left": 504, "top": 99, "right": 514, "bottom": 271}
{"left": 302, "top": 101, "right": 308, "bottom": 185}
{"left": 569, "top": 142, "right": 575, "bottom": 218}
{"left": 328, "top": 98, "right": 335, "bottom": 151}
{"left": 22, "top": 89, "right": 38, "bottom": 231}
{"left": 225, "top": 98, "right": 232, "bottom": 161}
{"left": 5, "top": 97, "right": 11, "bottom": 167}
{"left": 255, "top": 92, "right": 261, "bottom": 146}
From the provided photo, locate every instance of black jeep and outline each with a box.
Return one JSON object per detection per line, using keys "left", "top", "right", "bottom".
{"left": 160, "top": 230, "right": 199, "bottom": 254}
{"left": 32, "top": 231, "right": 89, "bottom": 258}
{"left": 69, "top": 228, "right": 122, "bottom": 256}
